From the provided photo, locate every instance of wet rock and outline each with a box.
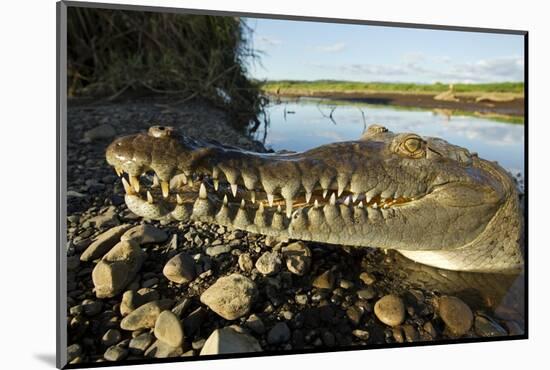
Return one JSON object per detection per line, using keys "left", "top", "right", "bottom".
{"left": 392, "top": 326, "right": 404, "bottom": 343}
{"left": 357, "top": 287, "right": 376, "bottom": 300}
{"left": 200, "top": 326, "right": 262, "bottom": 355}
{"left": 474, "top": 314, "right": 507, "bottom": 337}
{"left": 423, "top": 321, "right": 438, "bottom": 338}
{"left": 255, "top": 251, "right": 282, "bottom": 276}
{"left": 103, "top": 345, "right": 128, "bottom": 361}
{"left": 402, "top": 324, "right": 418, "bottom": 342}
{"left": 200, "top": 273, "right": 257, "bottom": 320}
{"left": 144, "top": 340, "right": 183, "bottom": 358}
{"left": 359, "top": 272, "right": 376, "bottom": 285}
{"left": 81, "top": 299, "right": 103, "bottom": 316}
{"left": 312, "top": 270, "right": 335, "bottom": 290}
{"left": 83, "top": 124, "right": 116, "bottom": 142}
{"left": 267, "top": 322, "right": 291, "bottom": 345}
{"left": 374, "top": 294, "right": 405, "bottom": 327}
{"left": 154, "top": 310, "right": 184, "bottom": 348}
{"left": 92, "top": 240, "right": 145, "bottom": 298}
{"left": 282, "top": 241, "right": 311, "bottom": 276}
{"left": 67, "top": 344, "right": 82, "bottom": 363}
{"left": 352, "top": 329, "right": 370, "bottom": 341}
{"left": 121, "top": 224, "right": 168, "bottom": 244}
{"left": 437, "top": 296, "right": 473, "bottom": 336}
{"left": 101, "top": 329, "right": 122, "bottom": 347}
{"left": 346, "top": 306, "right": 363, "bottom": 326}
{"left": 120, "top": 299, "right": 173, "bottom": 331}
{"left": 295, "top": 294, "right": 308, "bottom": 305}
{"left": 80, "top": 224, "right": 131, "bottom": 262}
{"left": 162, "top": 252, "right": 196, "bottom": 285}
{"left": 129, "top": 332, "right": 154, "bottom": 354}
{"left": 238, "top": 253, "right": 254, "bottom": 272}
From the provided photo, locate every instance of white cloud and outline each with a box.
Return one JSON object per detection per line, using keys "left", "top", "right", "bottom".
{"left": 309, "top": 55, "right": 524, "bottom": 83}
{"left": 313, "top": 42, "right": 347, "bottom": 53}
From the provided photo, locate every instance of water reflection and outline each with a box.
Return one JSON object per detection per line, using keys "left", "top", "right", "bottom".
{"left": 256, "top": 98, "right": 525, "bottom": 176}
{"left": 386, "top": 251, "right": 524, "bottom": 329}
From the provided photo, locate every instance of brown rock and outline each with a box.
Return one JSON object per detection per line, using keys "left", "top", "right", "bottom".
{"left": 438, "top": 296, "right": 473, "bottom": 336}
{"left": 374, "top": 294, "right": 405, "bottom": 327}
{"left": 80, "top": 224, "right": 131, "bottom": 262}
{"left": 120, "top": 299, "right": 173, "bottom": 331}
{"left": 200, "top": 274, "right": 257, "bottom": 320}
{"left": 91, "top": 240, "right": 144, "bottom": 298}
{"left": 162, "top": 252, "right": 196, "bottom": 284}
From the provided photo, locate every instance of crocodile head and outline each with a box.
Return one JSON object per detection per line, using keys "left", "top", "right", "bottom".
{"left": 106, "top": 124, "right": 523, "bottom": 272}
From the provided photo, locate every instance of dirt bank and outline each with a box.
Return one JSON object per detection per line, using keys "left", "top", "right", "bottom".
{"left": 270, "top": 92, "right": 524, "bottom": 118}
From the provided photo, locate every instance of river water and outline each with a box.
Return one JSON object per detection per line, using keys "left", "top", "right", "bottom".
{"left": 255, "top": 97, "right": 525, "bottom": 332}
{"left": 256, "top": 98, "right": 525, "bottom": 178}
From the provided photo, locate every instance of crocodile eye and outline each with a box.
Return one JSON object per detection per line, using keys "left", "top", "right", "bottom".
{"left": 397, "top": 135, "right": 426, "bottom": 158}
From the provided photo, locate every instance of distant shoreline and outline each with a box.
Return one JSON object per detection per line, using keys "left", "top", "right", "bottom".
{"left": 261, "top": 81, "right": 525, "bottom": 123}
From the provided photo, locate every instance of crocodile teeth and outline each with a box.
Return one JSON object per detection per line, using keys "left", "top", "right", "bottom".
{"left": 129, "top": 175, "right": 140, "bottom": 193}
{"left": 322, "top": 189, "right": 328, "bottom": 199}
{"left": 329, "top": 193, "right": 336, "bottom": 206}
{"left": 212, "top": 166, "right": 219, "bottom": 179}
{"left": 372, "top": 202, "right": 378, "bottom": 209}
{"left": 213, "top": 179, "right": 219, "bottom": 191}
{"left": 250, "top": 191, "right": 256, "bottom": 204}
{"left": 352, "top": 193, "right": 360, "bottom": 202}
{"left": 114, "top": 167, "right": 123, "bottom": 177}
{"left": 366, "top": 189, "right": 378, "bottom": 203}
{"left": 161, "top": 181, "right": 170, "bottom": 198}
{"left": 344, "top": 196, "right": 351, "bottom": 206}
{"left": 176, "top": 194, "right": 183, "bottom": 205}
{"left": 223, "top": 195, "right": 228, "bottom": 206}
{"left": 286, "top": 199, "right": 293, "bottom": 218}
{"left": 358, "top": 201, "right": 364, "bottom": 208}
{"left": 277, "top": 204, "right": 282, "bottom": 213}
{"left": 199, "top": 182, "right": 207, "bottom": 199}
{"left": 240, "top": 199, "right": 246, "bottom": 208}
{"left": 147, "top": 191, "right": 154, "bottom": 204}
{"left": 305, "top": 192, "right": 312, "bottom": 203}
{"left": 314, "top": 199, "right": 320, "bottom": 208}
{"left": 121, "top": 177, "right": 134, "bottom": 194}
{"left": 230, "top": 184, "right": 238, "bottom": 197}
{"left": 258, "top": 202, "right": 264, "bottom": 213}
{"left": 152, "top": 174, "right": 160, "bottom": 188}
{"left": 267, "top": 193, "right": 274, "bottom": 207}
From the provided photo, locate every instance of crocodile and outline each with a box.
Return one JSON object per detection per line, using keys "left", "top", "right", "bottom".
{"left": 105, "top": 124, "right": 523, "bottom": 273}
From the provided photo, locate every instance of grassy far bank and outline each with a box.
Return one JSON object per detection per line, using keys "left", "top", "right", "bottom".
{"left": 261, "top": 80, "right": 524, "bottom": 97}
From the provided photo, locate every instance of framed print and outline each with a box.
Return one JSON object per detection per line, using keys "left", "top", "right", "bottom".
{"left": 57, "top": 1, "right": 527, "bottom": 368}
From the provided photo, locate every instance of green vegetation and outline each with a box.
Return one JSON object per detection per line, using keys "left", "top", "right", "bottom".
{"left": 261, "top": 80, "right": 524, "bottom": 95}
{"left": 67, "top": 7, "right": 267, "bottom": 130}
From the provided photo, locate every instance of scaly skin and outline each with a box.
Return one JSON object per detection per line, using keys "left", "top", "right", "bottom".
{"left": 106, "top": 124, "right": 523, "bottom": 272}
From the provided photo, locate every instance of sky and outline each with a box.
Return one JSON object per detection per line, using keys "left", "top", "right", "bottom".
{"left": 244, "top": 18, "right": 524, "bottom": 83}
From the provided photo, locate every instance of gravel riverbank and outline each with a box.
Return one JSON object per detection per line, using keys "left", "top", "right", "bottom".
{"left": 64, "top": 97, "right": 524, "bottom": 366}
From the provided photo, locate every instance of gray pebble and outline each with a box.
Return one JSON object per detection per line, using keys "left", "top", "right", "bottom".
{"left": 101, "top": 329, "right": 122, "bottom": 347}
{"left": 103, "top": 345, "right": 128, "bottom": 362}
{"left": 267, "top": 322, "right": 291, "bottom": 345}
